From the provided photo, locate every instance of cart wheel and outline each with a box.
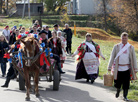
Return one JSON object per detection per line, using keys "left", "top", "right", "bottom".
{"left": 53, "top": 70, "right": 59, "bottom": 91}
{"left": 19, "top": 74, "right": 25, "bottom": 90}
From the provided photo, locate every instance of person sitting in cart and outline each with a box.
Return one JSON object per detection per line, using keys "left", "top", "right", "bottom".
{"left": 39, "top": 30, "right": 65, "bottom": 74}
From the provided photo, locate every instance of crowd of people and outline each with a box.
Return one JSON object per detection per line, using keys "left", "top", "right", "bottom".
{"left": 0, "top": 20, "right": 73, "bottom": 88}
{"left": 0, "top": 20, "right": 138, "bottom": 101}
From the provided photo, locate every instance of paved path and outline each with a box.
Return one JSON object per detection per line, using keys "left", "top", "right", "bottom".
{"left": 0, "top": 56, "right": 127, "bottom": 102}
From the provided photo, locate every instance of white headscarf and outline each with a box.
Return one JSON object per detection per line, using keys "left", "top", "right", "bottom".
{"left": 0, "top": 32, "right": 8, "bottom": 43}
{"left": 57, "top": 31, "right": 62, "bottom": 37}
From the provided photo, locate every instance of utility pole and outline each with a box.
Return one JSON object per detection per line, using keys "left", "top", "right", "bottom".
{"left": 0, "top": 0, "right": 2, "bottom": 14}
{"left": 28, "top": 0, "right": 30, "bottom": 19}
{"left": 102, "top": 0, "right": 107, "bottom": 31}
{"left": 5, "top": 0, "right": 8, "bottom": 15}
{"left": 73, "top": 0, "right": 77, "bottom": 14}
{"left": 6, "top": 0, "right": 8, "bottom": 15}
{"left": 22, "top": 0, "right": 26, "bottom": 19}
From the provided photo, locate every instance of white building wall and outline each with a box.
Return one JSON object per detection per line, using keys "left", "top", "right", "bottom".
{"left": 68, "top": 0, "right": 100, "bottom": 15}
{"left": 77, "top": 0, "right": 98, "bottom": 15}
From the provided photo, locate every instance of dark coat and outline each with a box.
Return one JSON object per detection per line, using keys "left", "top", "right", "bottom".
{"left": 45, "top": 30, "right": 52, "bottom": 39}
{"left": 48, "top": 37, "right": 62, "bottom": 56}
{"left": 0, "top": 41, "right": 9, "bottom": 63}
{"left": 63, "top": 28, "right": 73, "bottom": 42}
{"left": 9, "top": 33, "right": 16, "bottom": 45}
{"left": 42, "top": 39, "right": 48, "bottom": 48}
{"left": 29, "top": 30, "right": 33, "bottom": 33}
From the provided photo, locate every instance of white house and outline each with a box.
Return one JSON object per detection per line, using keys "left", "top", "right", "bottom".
{"left": 67, "top": 0, "right": 100, "bottom": 15}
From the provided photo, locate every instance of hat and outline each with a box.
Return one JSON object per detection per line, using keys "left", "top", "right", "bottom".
{"left": 53, "top": 24, "right": 58, "bottom": 27}
{"left": 46, "top": 25, "right": 49, "bottom": 28}
{"left": 13, "top": 26, "right": 17, "bottom": 29}
{"left": 39, "top": 30, "right": 48, "bottom": 35}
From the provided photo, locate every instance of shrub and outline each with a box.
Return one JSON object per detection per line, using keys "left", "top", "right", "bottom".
{"left": 129, "top": 33, "right": 138, "bottom": 41}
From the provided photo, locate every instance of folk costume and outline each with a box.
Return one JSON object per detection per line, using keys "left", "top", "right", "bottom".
{"left": 2, "top": 26, "right": 10, "bottom": 42}
{"left": 48, "top": 37, "right": 62, "bottom": 56}
{"left": 108, "top": 42, "right": 138, "bottom": 100}
{"left": 57, "top": 31, "right": 67, "bottom": 63}
{"left": 73, "top": 34, "right": 104, "bottom": 83}
{"left": 39, "top": 31, "right": 65, "bottom": 74}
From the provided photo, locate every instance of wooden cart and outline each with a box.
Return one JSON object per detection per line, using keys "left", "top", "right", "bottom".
{"left": 11, "top": 51, "right": 61, "bottom": 91}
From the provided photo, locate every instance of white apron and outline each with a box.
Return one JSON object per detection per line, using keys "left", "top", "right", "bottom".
{"left": 83, "top": 42, "right": 99, "bottom": 75}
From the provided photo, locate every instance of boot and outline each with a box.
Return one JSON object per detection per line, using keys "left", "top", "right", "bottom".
{"left": 91, "top": 80, "right": 95, "bottom": 84}
{"left": 86, "top": 78, "right": 89, "bottom": 82}
{"left": 123, "top": 89, "right": 129, "bottom": 101}
{"left": 57, "top": 63, "right": 65, "bottom": 74}
{"left": 1, "top": 77, "right": 11, "bottom": 88}
{"left": 116, "top": 88, "right": 120, "bottom": 98}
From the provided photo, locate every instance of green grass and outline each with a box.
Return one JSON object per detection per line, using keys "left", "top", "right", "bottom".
{"left": 72, "top": 36, "right": 138, "bottom": 101}
{"left": 33, "top": 15, "right": 91, "bottom": 20}
{"left": 0, "top": 15, "right": 100, "bottom": 28}
{"left": 0, "top": 17, "right": 48, "bottom": 29}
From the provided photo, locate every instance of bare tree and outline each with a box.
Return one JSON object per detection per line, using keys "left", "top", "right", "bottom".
{"left": 111, "top": 0, "right": 138, "bottom": 34}
{"left": 102, "top": 0, "right": 107, "bottom": 31}
{"left": 95, "top": 0, "right": 110, "bottom": 31}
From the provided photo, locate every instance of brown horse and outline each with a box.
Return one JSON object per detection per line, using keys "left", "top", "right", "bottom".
{"left": 20, "top": 36, "right": 41, "bottom": 101}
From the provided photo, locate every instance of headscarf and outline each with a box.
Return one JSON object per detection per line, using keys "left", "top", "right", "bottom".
{"left": 85, "top": 33, "right": 92, "bottom": 42}
{"left": 4, "top": 26, "right": 9, "bottom": 29}
{"left": 0, "top": 33, "right": 8, "bottom": 43}
{"left": 42, "top": 25, "right": 46, "bottom": 28}
{"left": 57, "top": 31, "right": 62, "bottom": 37}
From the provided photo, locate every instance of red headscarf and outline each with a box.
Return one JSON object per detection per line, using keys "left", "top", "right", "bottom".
{"left": 5, "top": 26, "right": 9, "bottom": 29}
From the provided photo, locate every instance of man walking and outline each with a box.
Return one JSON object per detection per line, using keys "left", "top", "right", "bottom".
{"left": 108, "top": 32, "right": 138, "bottom": 101}
{"left": 45, "top": 25, "right": 52, "bottom": 39}
{"left": 63, "top": 24, "right": 73, "bottom": 55}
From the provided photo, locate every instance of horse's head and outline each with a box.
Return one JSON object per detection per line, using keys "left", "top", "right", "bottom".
{"left": 21, "top": 37, "right": 38, "bottom": 67}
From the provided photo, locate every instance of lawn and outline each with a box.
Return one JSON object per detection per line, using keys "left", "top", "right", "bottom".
{"left": 72, "top": 36, "right": 138, "bottom": 101}
{"left": 0, "top": 17, "right": 48, "bottom": 29}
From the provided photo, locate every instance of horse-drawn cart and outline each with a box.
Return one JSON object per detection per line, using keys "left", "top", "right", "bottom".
{"left": 11, "top": 47, "right": 61, "bottom": 92}
{"left": 4, "top": 34, "right": 63, "bottom": 101}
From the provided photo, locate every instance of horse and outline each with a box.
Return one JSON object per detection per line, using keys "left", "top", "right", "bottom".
{"left": 20, "top": 36, "right": 42, "bottom": 101}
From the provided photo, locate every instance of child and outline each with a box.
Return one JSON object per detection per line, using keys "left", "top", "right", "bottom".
{"left": 0, "top": 34, "right": 9, "bottom": 77}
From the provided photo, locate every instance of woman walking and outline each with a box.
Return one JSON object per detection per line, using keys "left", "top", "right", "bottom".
{"left": 57, "top": 31, "right": 66, "bottom": 67}
{"left": 72, "top": 33, "right": 105, "bottom": 83}
{"left": 0, "top": 34, "right": 9, "bottom": 77}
